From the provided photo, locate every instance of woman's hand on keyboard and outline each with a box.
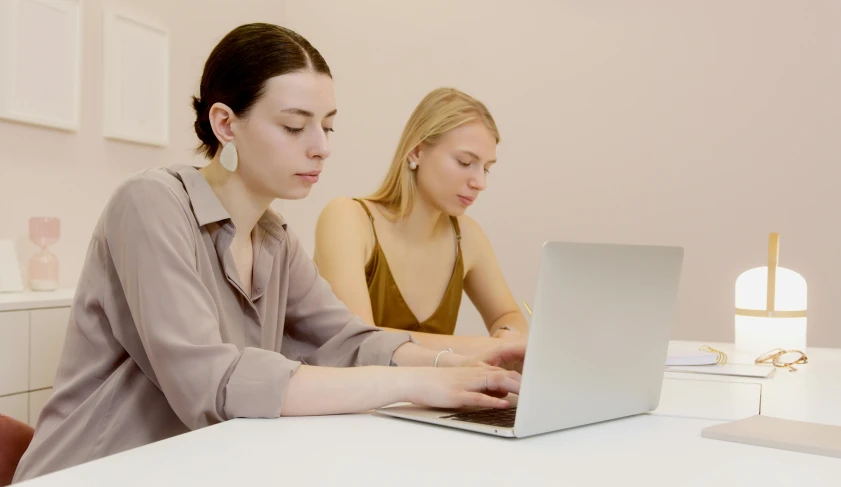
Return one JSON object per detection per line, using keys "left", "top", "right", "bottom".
{"left": 404, "top": 367, "right": 521, "bottom": 409}
{"left": 462, "top": 338, "right": 527, "bottom": 373}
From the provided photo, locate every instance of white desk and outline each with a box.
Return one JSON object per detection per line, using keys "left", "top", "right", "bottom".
{"left": 18, "top": 342, "right": 841, "bottom": 486}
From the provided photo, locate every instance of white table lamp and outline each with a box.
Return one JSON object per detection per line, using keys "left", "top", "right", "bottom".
{"left": 735, "top": 233, "right": 807, "bottom": 357}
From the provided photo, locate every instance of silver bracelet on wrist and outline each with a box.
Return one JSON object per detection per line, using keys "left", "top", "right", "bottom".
{"left": 434, "top": 348, "right": 453, "bottom": 367}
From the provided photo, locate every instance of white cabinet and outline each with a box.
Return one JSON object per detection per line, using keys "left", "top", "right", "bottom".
{"left": 0, "top": 393, "right": 28, "bottom": 424}
{"left": 30, "top": 308, "right": 71, "bottom": 390}
{"left": 0, "top": 289, "right": 73, "bottom": 426}
{"left": 0, "top": 310, "right": 29, "bottom": 396}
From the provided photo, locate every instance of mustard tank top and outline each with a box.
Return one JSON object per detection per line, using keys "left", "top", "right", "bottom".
{"left": 354, "top": 199, "right": 464, "bottom": 334}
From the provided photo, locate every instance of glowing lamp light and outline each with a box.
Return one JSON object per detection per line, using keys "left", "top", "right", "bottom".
{"left": 735, "top": 233, "right": 807, "bottom": 357}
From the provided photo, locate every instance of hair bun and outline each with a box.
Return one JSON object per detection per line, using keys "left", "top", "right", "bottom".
{"left": 192, "top": 95, "right": 207, "bottom": 117}
{"left": 192, "top": 95, "right": 214, "bottom": 147}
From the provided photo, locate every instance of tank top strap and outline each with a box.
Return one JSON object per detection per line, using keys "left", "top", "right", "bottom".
{"left": 450, "top": 216, "right": 462, "bottom": 243}
{"left": 353, "top": 198, "right": 380, "bottom": 242}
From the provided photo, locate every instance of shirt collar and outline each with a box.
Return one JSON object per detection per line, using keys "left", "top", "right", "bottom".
{"left": 171, "top": 165, "right": 287, "bottom": 239}
{"left": 257, "top": 206, "right": 287, "bottom": 241}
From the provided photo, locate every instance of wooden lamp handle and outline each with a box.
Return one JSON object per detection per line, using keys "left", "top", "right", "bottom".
{"left": 767, "top": 232, "right": 779, "bottom": 313}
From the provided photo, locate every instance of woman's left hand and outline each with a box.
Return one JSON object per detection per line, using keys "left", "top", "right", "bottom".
{"left": 462, "top": 338, "right": 527, "bottom": 374}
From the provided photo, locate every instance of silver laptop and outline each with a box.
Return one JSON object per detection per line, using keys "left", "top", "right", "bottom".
{"left": 375, "top": 241, "right": 684, "bottom": 438}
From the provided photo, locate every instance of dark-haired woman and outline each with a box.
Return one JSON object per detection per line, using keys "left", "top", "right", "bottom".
{"left": 12, "top": 23, "right": 523, "bottom": 483}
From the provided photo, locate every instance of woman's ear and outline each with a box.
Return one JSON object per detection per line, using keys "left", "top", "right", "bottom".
{"left": 408, "top": 144, "right": 423, "bottom": 166}
{"left": 209, "top": 102, "right": 237, "bottom": 146}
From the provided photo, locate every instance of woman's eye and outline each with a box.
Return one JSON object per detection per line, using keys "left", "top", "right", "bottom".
{"left": 323, "top": 127, "right": 335, "bottom": 134}
{"left": 283, "top": 126, "right": 305, "bottom": 134}
{"left": 458, "top": 160, "right": 471, "bottom": 167}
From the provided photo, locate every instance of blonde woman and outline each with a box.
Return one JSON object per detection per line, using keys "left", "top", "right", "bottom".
{"left": 314, "top": 88, "right": 529, "bottom": 357}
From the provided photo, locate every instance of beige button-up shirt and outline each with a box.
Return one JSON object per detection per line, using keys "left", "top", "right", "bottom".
{"left": 13, "top": 166, "right": 411, "bottom": 483}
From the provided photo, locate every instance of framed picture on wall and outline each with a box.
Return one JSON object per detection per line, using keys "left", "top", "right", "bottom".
{"left": 0, "top": 0, "right": 82, "bottom": 131}
{"left": 102, "top": 10, "right": 170, "bottom": 147}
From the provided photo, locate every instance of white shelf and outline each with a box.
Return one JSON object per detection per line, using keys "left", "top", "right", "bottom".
{"left": 0, "top": 288, "right": 75, "bottom": 312}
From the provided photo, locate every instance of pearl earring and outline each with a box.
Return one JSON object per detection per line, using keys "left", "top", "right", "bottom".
{"left": 220, "top": 141, "right": 239, "bottom": 172}
{"left": 408, "top": 160, "right": 418, "bottom": 170}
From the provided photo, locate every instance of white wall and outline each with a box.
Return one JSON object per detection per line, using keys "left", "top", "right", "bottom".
{"left": 2, "top": 0, "right": 838, "bottom": 347}
{"left": 281, "top": 0, "right": 841, "bottom": 346}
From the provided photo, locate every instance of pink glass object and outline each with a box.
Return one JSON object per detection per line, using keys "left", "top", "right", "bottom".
{"left": 29, "top": 217, "right": 60, "bottom": 291}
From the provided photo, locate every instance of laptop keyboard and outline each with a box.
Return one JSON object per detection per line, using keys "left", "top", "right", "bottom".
{"left": 440, "top": 407, "right": 517, "bottom": 428}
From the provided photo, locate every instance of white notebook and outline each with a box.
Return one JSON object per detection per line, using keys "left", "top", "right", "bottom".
{"left": 665, "top": 350, "right": 718, "bottom": 366}
{"left": 665, "top": 363, "right": 776, "bottom": 378}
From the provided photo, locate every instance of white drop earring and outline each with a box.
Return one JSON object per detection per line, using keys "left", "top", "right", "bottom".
{"left": 219, "top": 141, "right": 238, "bottom": 172}
{"left": 408, "top": 159, "right": 418, "bottom": 171}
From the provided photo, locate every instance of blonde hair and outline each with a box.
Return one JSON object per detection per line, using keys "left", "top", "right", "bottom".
{"left": 367, "top": 87, "right": 500, "bottom": 219}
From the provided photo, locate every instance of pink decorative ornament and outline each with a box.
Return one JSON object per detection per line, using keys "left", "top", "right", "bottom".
{"left": 29, "top": 217, "right": 60, "bottom": 291}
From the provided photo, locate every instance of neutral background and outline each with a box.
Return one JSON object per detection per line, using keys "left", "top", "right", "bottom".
{"left": 2, "top": 0, "right": 839, "bottom": 346}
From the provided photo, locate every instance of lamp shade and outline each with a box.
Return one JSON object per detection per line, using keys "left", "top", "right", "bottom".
{"left": 735, "top": 233, "right": 807, "bottom": 356}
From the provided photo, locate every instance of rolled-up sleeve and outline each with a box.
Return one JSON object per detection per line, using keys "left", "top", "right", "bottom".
{"left": 104, "top": 178, "right": 299, "bottom": 429}
{"left": 281, "top": 228, "right": 413, "bottom": 367}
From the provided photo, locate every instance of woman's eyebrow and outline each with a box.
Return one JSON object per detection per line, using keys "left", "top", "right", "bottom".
{"left": 458, "top": 150, "right": 496, "bottom": 164}
{"left": 280, "top": 108, "right": 338, "bottom": 118}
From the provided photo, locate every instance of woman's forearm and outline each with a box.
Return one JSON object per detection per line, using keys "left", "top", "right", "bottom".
{"left": 281, "top": 342, "right": 463, "bottom": 415}
{"left": 281, "top": 341, "right": 524, "bottom": 416}
{"left": 377, "top": 327, "right": 502, "bottom": 356}
{"left": 488, "top": 311, "right": 530, "bottom": 335}
{"left": 281, "top": 364, "right": 405, "bottom": 416}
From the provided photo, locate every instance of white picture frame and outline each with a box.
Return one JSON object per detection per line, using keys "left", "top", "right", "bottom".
{"left": 0, "top": 239, "right": 25, "bottom": 293}
{"left": 0, "top": 0, "right": 82, "bottom": 131}
{"left": 102, "top": 9, "right": 170, "bottom": 147}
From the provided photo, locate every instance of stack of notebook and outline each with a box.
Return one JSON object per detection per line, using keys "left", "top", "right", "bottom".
{"left": 665, "top": 350, "right": 776, "bottom": 378}
{"left": 666, "top": 350, "right": 719, "bottom": 366}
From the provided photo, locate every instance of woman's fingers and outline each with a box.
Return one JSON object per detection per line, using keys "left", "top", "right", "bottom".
{"left": 460, "top": 392, "right": 511, "bottom": 409}
{"left": 467, "top": 369, "right": 521, "bottom": 395}
{"left": 483, "top": 389, "right": 511, "bottom": 399}
{"left": 485, "top": 371, "right": 521, "bottom": 395}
